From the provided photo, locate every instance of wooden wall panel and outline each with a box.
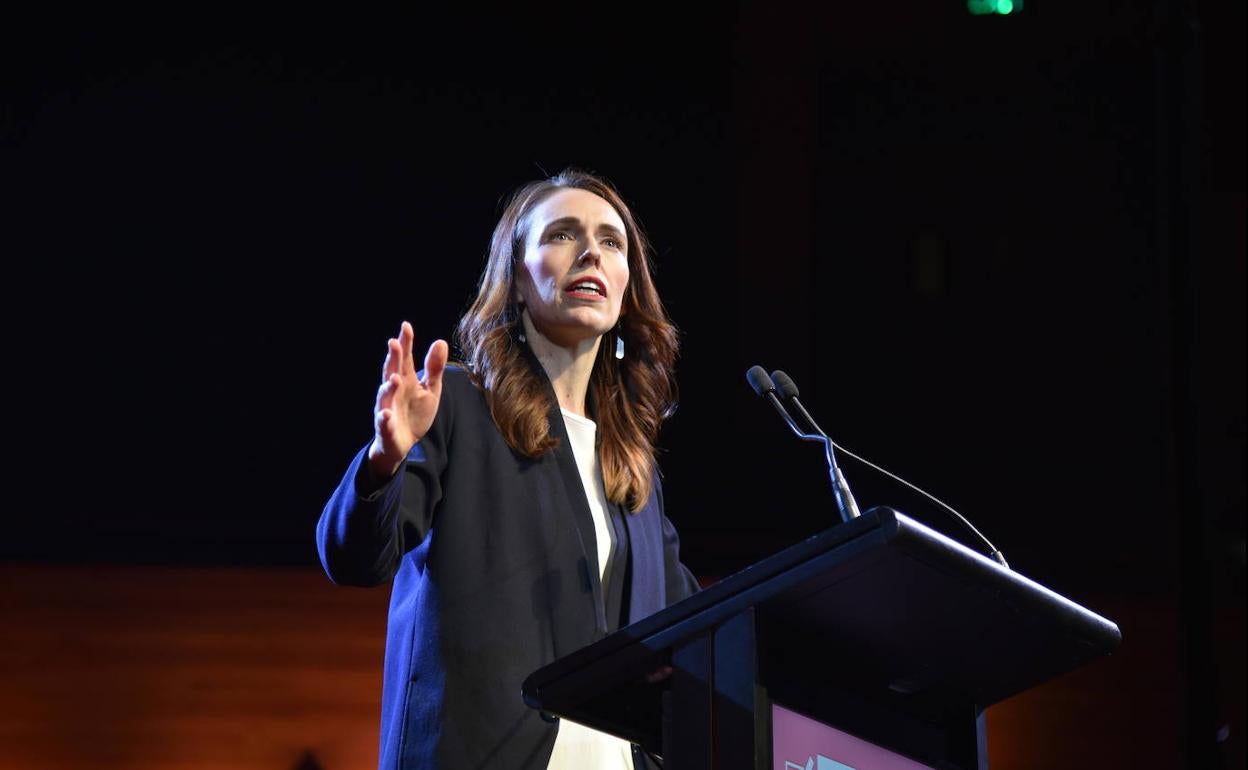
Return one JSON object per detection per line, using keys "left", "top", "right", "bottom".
{"left": 1, "top": 564, "right": 390, "bottom": 770}
{"left": 986, "top": 594, "right": 1186, "bottom": 769}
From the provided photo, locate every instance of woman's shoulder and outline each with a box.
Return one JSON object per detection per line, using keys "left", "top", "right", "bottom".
{"left": 440, "top": 362, "right": 471, "bottom": 383}
{"left": 437, "top": 364, "right": 487, "bottom": 410}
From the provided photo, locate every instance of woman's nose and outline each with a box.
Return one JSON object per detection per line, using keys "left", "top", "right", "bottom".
{"left": 577, "top": 242, "right": 601, "bottom": 265}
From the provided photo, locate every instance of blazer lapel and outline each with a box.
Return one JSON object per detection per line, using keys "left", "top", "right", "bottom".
{"left": 621, "top": 498, "right": 662, "bottom": 625}
{"left": 520, "top": 342, "right": 608, "bottom": 634}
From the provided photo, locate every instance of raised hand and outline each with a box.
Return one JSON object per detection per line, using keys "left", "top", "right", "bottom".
{"left": 366, "top": 321, "right": 448, "bottom": 483}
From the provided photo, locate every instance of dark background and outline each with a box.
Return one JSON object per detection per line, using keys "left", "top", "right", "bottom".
{"left": 2, "top": 3, "right": 1243, "bottom": 768}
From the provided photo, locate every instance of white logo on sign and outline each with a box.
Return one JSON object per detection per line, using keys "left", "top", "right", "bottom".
{"left": 784, "top": 756, "right": 857, "bottom": 770}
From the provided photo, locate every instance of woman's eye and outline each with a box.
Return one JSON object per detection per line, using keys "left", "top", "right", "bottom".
{"left": 603, "top": 238, "right": 622, "bottom": 249}
{"left": 553, "top": 232, "right": 573, "bottom": 241}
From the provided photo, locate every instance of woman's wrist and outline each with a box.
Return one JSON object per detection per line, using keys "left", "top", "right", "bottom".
{"left": 365, "top": 442, "right": 404, "bottom": 491}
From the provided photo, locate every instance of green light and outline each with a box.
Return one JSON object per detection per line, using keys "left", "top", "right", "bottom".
{"left": 967, "top": 0, "right": 1022, "bottom": 14}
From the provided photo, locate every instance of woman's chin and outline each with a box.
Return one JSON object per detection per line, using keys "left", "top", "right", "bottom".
{"left": 531, "top": 327, "right": 611, "bottom": 353}
{"left": 531, "top": 315, "right": 615, "bottom": 345}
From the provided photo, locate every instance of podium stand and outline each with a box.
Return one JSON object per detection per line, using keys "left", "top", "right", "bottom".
{"left": 522, "top": 507, "right": 1121, "bottom": 769}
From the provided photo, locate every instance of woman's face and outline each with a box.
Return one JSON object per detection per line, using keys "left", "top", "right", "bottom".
{"left": 516, "top": 187, "right": 630, "bottom": 348}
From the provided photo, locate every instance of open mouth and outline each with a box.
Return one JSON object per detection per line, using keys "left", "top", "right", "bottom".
{"left": 565, "top": 278, "right": 606, "bottom": 299}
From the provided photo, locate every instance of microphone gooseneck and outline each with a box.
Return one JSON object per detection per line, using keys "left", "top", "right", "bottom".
{"left": 746, "top": 365, "right": 861, "bottom": 523}
{"left": 771, "top": 370, "right": 830, "bottom": 445}
{"left": 769, "top": 369, "right": 1009, "bottom": 569}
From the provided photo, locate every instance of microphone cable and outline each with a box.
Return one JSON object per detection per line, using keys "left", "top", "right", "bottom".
{"left": 763, "top": 367, "right": 1009, "bottom": 569}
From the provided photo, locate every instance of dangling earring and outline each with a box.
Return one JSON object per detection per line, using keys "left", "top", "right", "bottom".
{"left": 614, "top": 332, "right": 625, "bottom": 360}
{"left": 516, "top": 304, "right": 527, "bottom": 343}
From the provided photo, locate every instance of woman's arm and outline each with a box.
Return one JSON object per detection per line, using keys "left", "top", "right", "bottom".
{"left": 315, "top": 322, "right": 449, "bottom": 586}
{"left": 315, "top": 433, "right": 448, "bottom": 586}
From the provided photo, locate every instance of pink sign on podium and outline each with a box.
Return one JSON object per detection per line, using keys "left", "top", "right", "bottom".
{"left": 772, "top": 704, "right": 937, "bottom": 770}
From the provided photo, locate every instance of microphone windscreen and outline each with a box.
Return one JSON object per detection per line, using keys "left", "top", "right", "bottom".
{"left": 745, "top": 365, "right": 776, "bottom": 396}
{"left": 771, "top": 370, "right": 800, "bottom": 400}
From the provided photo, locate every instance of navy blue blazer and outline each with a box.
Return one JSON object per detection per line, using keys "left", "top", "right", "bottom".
{"left": 316, "top": 363, "right": 699, "bottom": 769}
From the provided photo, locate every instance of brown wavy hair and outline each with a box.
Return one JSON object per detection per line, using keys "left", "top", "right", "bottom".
{"left": 454, "top": 169, "right": 678, "bottom": 512}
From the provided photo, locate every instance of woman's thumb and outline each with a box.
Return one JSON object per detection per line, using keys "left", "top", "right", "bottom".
{"left": 422, "top": 339, "right": 449, "bottom": 389}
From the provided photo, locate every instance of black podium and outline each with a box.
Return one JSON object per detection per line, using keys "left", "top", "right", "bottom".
{"left": 522, "top": 507, "right": 1121, "bottom": 769}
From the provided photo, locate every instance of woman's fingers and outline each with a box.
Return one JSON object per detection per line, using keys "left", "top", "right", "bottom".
{"left": 644, "top": 665, "right": 674, "bottom": 684}
{"left": 400, "top": 321, "right": 416, "bottom": 377}
{"left": 381, "top": 322, "right": 415, "bottom": 383}
{"left": 377, "top": 372, "right": 400, "bottom": 411}
{"left": 373, "top": 330, "right": 445, "bottom": 456}
{"left": 381, "top": 338, "right": 395, "bottom": 380}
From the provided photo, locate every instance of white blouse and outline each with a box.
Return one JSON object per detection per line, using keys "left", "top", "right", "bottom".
{"left": 545, "top": 409, "right": 634, "bottom": 770}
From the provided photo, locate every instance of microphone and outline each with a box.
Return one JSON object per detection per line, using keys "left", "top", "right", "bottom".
{"left": 746, "top": 365, "right": 861, "bottom": 524}
{"left": 745, "top": 366, "right": 802, "bottom": 433}
{"left": 770, "top": 369, "right": 1009, "bottom": 569}
{"left": 770, "top": 370, "right": 829, "bottom": 436}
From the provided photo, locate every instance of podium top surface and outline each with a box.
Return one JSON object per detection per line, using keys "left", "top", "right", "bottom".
{"left": 523, "top": 507, "right": 1121, "bottom": 723}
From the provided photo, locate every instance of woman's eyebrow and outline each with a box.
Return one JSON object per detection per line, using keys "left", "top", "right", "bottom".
{"left": 541, "top": 216, "right": 584, "bottom": 234}
{"left": 597, "top": 223, "right": 627, "bottom": 242}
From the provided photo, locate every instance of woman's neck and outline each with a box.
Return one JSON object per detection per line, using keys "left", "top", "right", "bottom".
{"left": 521, "top": 314, "right": 601, "bottom": 417}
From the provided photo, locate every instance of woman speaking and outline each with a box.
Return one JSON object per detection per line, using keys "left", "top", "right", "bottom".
{"left": 316, "top": 169, "right": 700, "bottom": 769}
